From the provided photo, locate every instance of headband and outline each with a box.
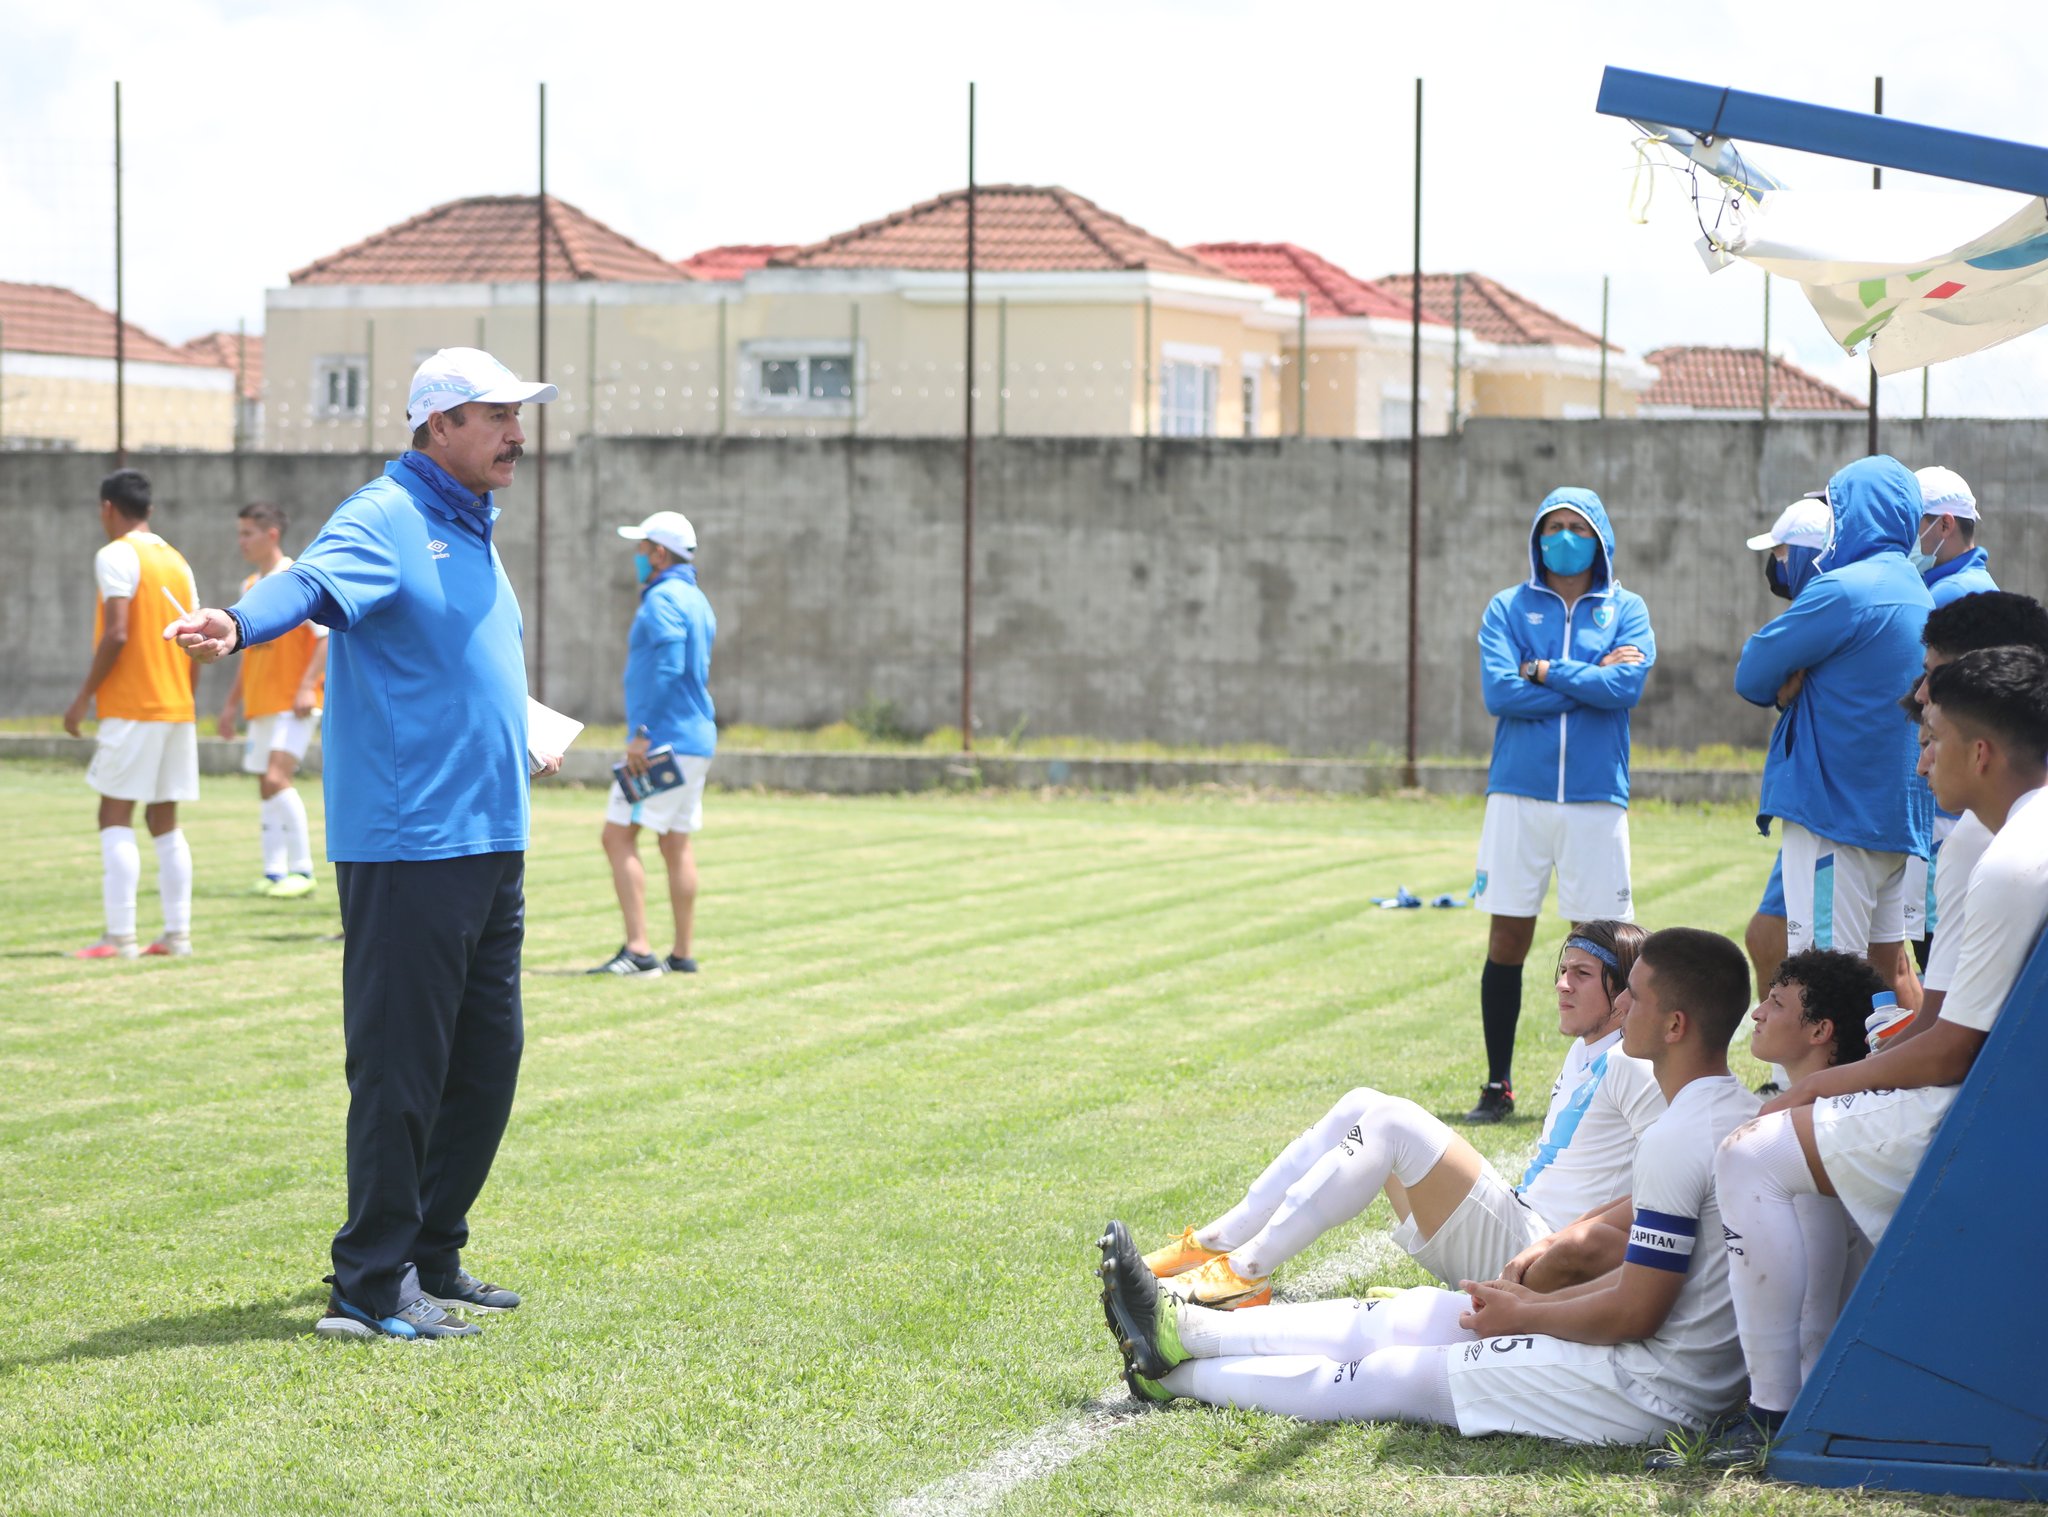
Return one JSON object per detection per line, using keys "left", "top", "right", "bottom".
{"left": 1564, "top": 936, "right": 1621, "bottom": 973}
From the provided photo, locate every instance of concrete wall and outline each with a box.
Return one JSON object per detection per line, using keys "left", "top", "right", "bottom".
{"left": 8, "top": 419, "right": 2044, "bottom": 757}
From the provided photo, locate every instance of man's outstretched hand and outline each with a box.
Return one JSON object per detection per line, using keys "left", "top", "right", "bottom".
{"left": 164, "top": 609, "right": 239, "bottom": 662}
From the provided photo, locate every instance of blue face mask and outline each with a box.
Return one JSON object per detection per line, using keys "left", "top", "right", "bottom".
{"left": 1539, "top": 528, "right": 1598, "bottom": 577}
{"left": 634, "top": 551, "right": 653, "bottom": 585}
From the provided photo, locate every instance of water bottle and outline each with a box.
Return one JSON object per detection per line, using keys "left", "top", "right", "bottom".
{"left": 1866, "top": 990, "right": 1913, "bottom": 1048}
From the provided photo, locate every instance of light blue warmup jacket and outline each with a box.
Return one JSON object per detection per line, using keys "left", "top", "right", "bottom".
{"left": 625, "top": 563, "right": 717, "bottom": 758}
{"left": 1478, "top": 488, "right": 1656, "bottom": 808}
{"left": 230, "top": 452, "right": 530, "bottom": 862}
{"left": 1736, "top": 455, "right": 1932, "bottom": 856}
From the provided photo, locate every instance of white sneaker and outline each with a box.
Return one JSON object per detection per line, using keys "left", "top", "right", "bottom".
{"left": 143, "top": 932, "right": 193, "bottom": 958}
{"left": 72, "top": 935, "right": 140, "bottom": 960}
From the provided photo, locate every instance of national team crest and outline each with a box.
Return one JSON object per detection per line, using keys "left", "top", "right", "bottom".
{"left": 1593, "top": 604, "right": 1615, "bottom": 630}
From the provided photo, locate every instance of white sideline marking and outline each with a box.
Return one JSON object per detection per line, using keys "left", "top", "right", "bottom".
{"left": 890, "top": 1232, "right": 1413, "bottom": 1516}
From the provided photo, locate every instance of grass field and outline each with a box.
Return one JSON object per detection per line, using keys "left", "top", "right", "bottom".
{"left": 0, "top": 762, "right": 2027, "bottom": 1516}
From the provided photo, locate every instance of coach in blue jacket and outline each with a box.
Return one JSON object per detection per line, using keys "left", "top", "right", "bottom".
{"left": 169, "top": 349, "right": 558, "bottom": 1341}
{"left": 1736, "top": 455, "right": 1932, "bottom": 969}
{"left": 1467, "top": 488, "right": 1654, "bottom": 1123}
{"left": 588, "top": 511, "right": 718, "bottom": 978}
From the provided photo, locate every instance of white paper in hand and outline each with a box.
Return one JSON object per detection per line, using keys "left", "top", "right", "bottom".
{"left": 527, "top": 698, "right": 584, "bottom": 776}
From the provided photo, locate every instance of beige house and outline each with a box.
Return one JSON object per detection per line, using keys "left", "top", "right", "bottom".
{"left": 262, "top": 192, "right": 1657, "bottom": 447}
{"left": 0, "top": 280, "right": 237, "bottom": 452}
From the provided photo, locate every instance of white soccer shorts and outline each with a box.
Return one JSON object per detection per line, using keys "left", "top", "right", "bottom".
{"left": 241, "top": 710, "right": 321, "bottom": 772}
{"left": 1447, "top": 1334, "right": 1693, "bottom": 1443}
{"left": 1389, "top": 1163, "right": 1551, "bottom": 1287}
{"left": 1473, "top": 794, "right": 1633, "bottom": 921}
{"left": 604, "top": 754, "right": 713, "bottom": 836}
{"left": 85, "top": 719, "right": 199, "bottom": 804}
{"left": 1779, "top": 822, "right": 1908, "bottom": 954}
{"left": 1811, "top": 1083, "right": 1957, "bottom": 1245}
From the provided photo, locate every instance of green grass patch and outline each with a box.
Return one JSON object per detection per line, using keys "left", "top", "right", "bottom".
{"left": 0, "top": 763, "right": 2009, "bottom": 1515}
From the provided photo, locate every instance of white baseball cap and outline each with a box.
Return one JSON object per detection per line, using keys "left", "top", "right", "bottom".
{"left": 406, "top": 347, "right": 558, "bottom": 431}
{"left": 617, "top": 510, "right": 696, "bottom": 560}
{"left": 1915, "top": 465, "right": 1979, "bottom": 521}
{"left": 1746, "top": 495, "right": 1833, "bottom": 552}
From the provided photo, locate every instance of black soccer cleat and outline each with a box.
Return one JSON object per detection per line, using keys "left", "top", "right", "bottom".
{"left": 1096, "top": 1219, "right": 1185, "bottom": 1381}
{"left": 1464, "top": 1081, "right": 1515, "bottom": 1124}
{"left": 420, "top": 1267, "right": 521, "bottom": 1314}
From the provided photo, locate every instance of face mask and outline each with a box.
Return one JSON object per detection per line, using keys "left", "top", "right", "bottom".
{"left": 1765, "top": 554, "right": 1793, "bottom": 601}
{"left": 634, "top": 551, "right": 653, "bottom": 585}
{"left": 1539, "top": 528, "right": 1598, "bottom": 577}
{"left": 1908, "top": 524, "right": 1939, "bottom": 575}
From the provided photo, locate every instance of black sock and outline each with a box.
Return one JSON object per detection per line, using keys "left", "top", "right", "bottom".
{"left": 1480, "top": 959, "right": 1523, "bottom": 1087}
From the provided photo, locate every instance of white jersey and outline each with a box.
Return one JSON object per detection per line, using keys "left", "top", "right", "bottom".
{"left": 1922, "top": 810, "right": 1993, "bottom": 994}
{"left": 1517, "top": 1029, "right": 1666, "bottom": 1228}
{"left": 1612, "top": 1075, "right": 1761, "bottom": 1423}
{"left": 1815, "top": 789, "right": 2048, "bottom": 1240}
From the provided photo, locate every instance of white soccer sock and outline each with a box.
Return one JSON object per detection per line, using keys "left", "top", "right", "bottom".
{"left": 1230, "top": 1093, "right": 1452, "bottom": 1279}
{"left": 1716, "top": 1112, "right": 1823, "bottom": 1414}
{"left": 1197, "top": 1086, "right": 1383, "bottom": 1250}
{"left": 101, "top": 826, "right": 141, "bottom": 937}
{"left": 1179, "top": 1287, "right": 1473, "bottom": 1361}
{"left": 1163, "top": 1343, "right": 1458, "bottom": 1426}
{"left": 259, "top": 793, "right": 289, "bottom": 878}
{"left": 154, "top": 829, "right": 193, "bottom": 935}
{"left": 275, "top": 787, "right": 312, "bottom": 875}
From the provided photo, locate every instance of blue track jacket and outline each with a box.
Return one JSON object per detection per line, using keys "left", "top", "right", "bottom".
{"left": 230, "top": 452, "right": 530, "bottom": 862}
{"left": 625, "top": 563, "right": 717, "bottom": 758}
{"left": 1736, "top": 455, "right": 1932, "bottom": 855}
{"left": 1924, "top": 546, "right": 1996, "bottom": 609}
{"left": 1478, "top": 488, "right": 1655, "bottom": 808}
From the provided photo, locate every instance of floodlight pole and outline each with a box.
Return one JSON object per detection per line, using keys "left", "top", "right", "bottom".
{"left": 1405, "top": 76, "right": 1422, "bottom": 789}
{"left": 961, "top": 82, "right": 976, "bottom": 755}
{"left": 536, "top": 80, "right": 550, "bottom": 701}
{"left": 113, "top": 81, "right": 125, "bottom": 466}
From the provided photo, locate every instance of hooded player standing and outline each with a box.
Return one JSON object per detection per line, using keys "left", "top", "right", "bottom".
{"left": 1467, "top": 489, "right": 1655, "bottom": 1122}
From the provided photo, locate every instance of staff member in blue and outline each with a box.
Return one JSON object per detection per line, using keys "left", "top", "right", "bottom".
{"left": 1468, "top": 488, "right": 1654, "bottom": 1123}
{"left": 167, "top": 348, "right": 559, "bottom": 1341}
{"left": 588, "top": 510, "right": 717, "bottom": 977}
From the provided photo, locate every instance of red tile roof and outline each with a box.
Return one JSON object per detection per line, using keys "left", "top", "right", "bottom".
{"left": 0, "top": 280, "right": 208, "bottom": 365}
{"left": 1188, "top": 242, "right": 1438, "bottom": 322}
{"left": 677, "top": 244, "right": 796, "bottom": 280}
{"left": 1373, "top": 272, "right": 1613, "bottom": 351}
{"left": 1643, "top": 346, "right": 1864, "bottom": 412}
{"left": 773, "top": 186, "right": 1231, "bottom": 277}
{"left": 181, "top": 331, "right": 263, "bottom": 398}
{"left": 290, "top": 195, "right": 685, "bottom": 285}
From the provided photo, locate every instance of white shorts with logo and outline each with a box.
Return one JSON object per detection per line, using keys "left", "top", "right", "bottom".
{"left": 1473, "top": 794, "right": 1633, "bottom": 920}
{"left": 241, "top": 710, "right": 321, "bottom": 772}
{"left": 1390, "top": 1162, "right": 1551, "bottom": 1287}
{"left": 1780, "top": 822, "right": 1909, "bottom": 954}
{"left": 1811, "top": 1083, "right": 1956, "bottom": 1245}
{"left": 1447, "top": 1335, "right": 1694, "bottom": 1443}
{"left": 85, "top": 719, "right": 199, "bottom": 803}
{"left": 604, "top": 754, "right": 713, "bottom": 836}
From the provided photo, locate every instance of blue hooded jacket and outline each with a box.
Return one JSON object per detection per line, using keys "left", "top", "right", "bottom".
{"left": 1478, "top": 488, "right": 1655, "bottom": 808}
{"left": 1736, "top": 455, "right": 1932, "bottom": 854}
{"left": 625, "top": 562, "right": 717, "bottom": 758}
{"left": 1924, "top": 545, "right": 1996, "bottom": 608}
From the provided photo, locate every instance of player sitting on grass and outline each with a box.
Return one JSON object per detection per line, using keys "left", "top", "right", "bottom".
{"left": 1098, "top": 928, "right": 1759, "bottom": 1444}
{"left": 1707, "top": 644, "right": 2048, "bottom": 1463}
{"left": 1140, "top": 920, "right": 1663, "bottom": 1311}
{"left": 216, "top": 502, "right": 327, "bottom": 899}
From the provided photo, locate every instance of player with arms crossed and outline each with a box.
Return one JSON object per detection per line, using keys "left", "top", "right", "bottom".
{"left": 1141, "top": 921, "right": 1664, "bottom": 1311}
{"left": 1098, "top": 928, "right": 1759, "bottom": 1445}
{"left": 217, "top": 502, "right": 327, "bottom": 898}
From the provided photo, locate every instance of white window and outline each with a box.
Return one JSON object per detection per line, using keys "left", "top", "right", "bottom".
{"left": 1160, "top": 360, "right": 1218, "bottom": 438}
{"left": 739, "top": 339, "right": 860, "bottom": 418}
{"left": 1240, "top": 354, "right": 1266, "bottom": 438}
{"left": 313, "top": 355, "right": 366, "bottom": 418}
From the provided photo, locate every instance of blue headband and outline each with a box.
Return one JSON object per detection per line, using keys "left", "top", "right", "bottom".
{"left": 1564, "top": 936, "right": 1621, "bottom": 972}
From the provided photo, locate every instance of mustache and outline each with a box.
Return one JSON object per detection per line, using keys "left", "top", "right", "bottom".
{"left": 496, "top": 444, "right": 524, "bottom": 463}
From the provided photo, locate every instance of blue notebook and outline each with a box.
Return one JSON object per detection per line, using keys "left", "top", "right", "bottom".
{"left": 613, "top": 745, "right": 685, "bottom": 804}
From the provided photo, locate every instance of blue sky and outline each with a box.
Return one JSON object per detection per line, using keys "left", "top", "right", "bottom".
{"left": 4, "top": 0, "right": 2046, "bottom": 414}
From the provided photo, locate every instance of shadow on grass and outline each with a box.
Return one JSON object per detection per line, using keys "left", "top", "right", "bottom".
{"left": 1201, "top": 1420, "right": 1341, "bottom": 1504}
{"left": 0, "top": 1287, "right": 327, "bottom": 1376}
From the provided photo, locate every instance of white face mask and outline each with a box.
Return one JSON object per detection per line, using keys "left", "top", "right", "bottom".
{"left": 1909, "top": 520, "right": 1941, "bottom": 574}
